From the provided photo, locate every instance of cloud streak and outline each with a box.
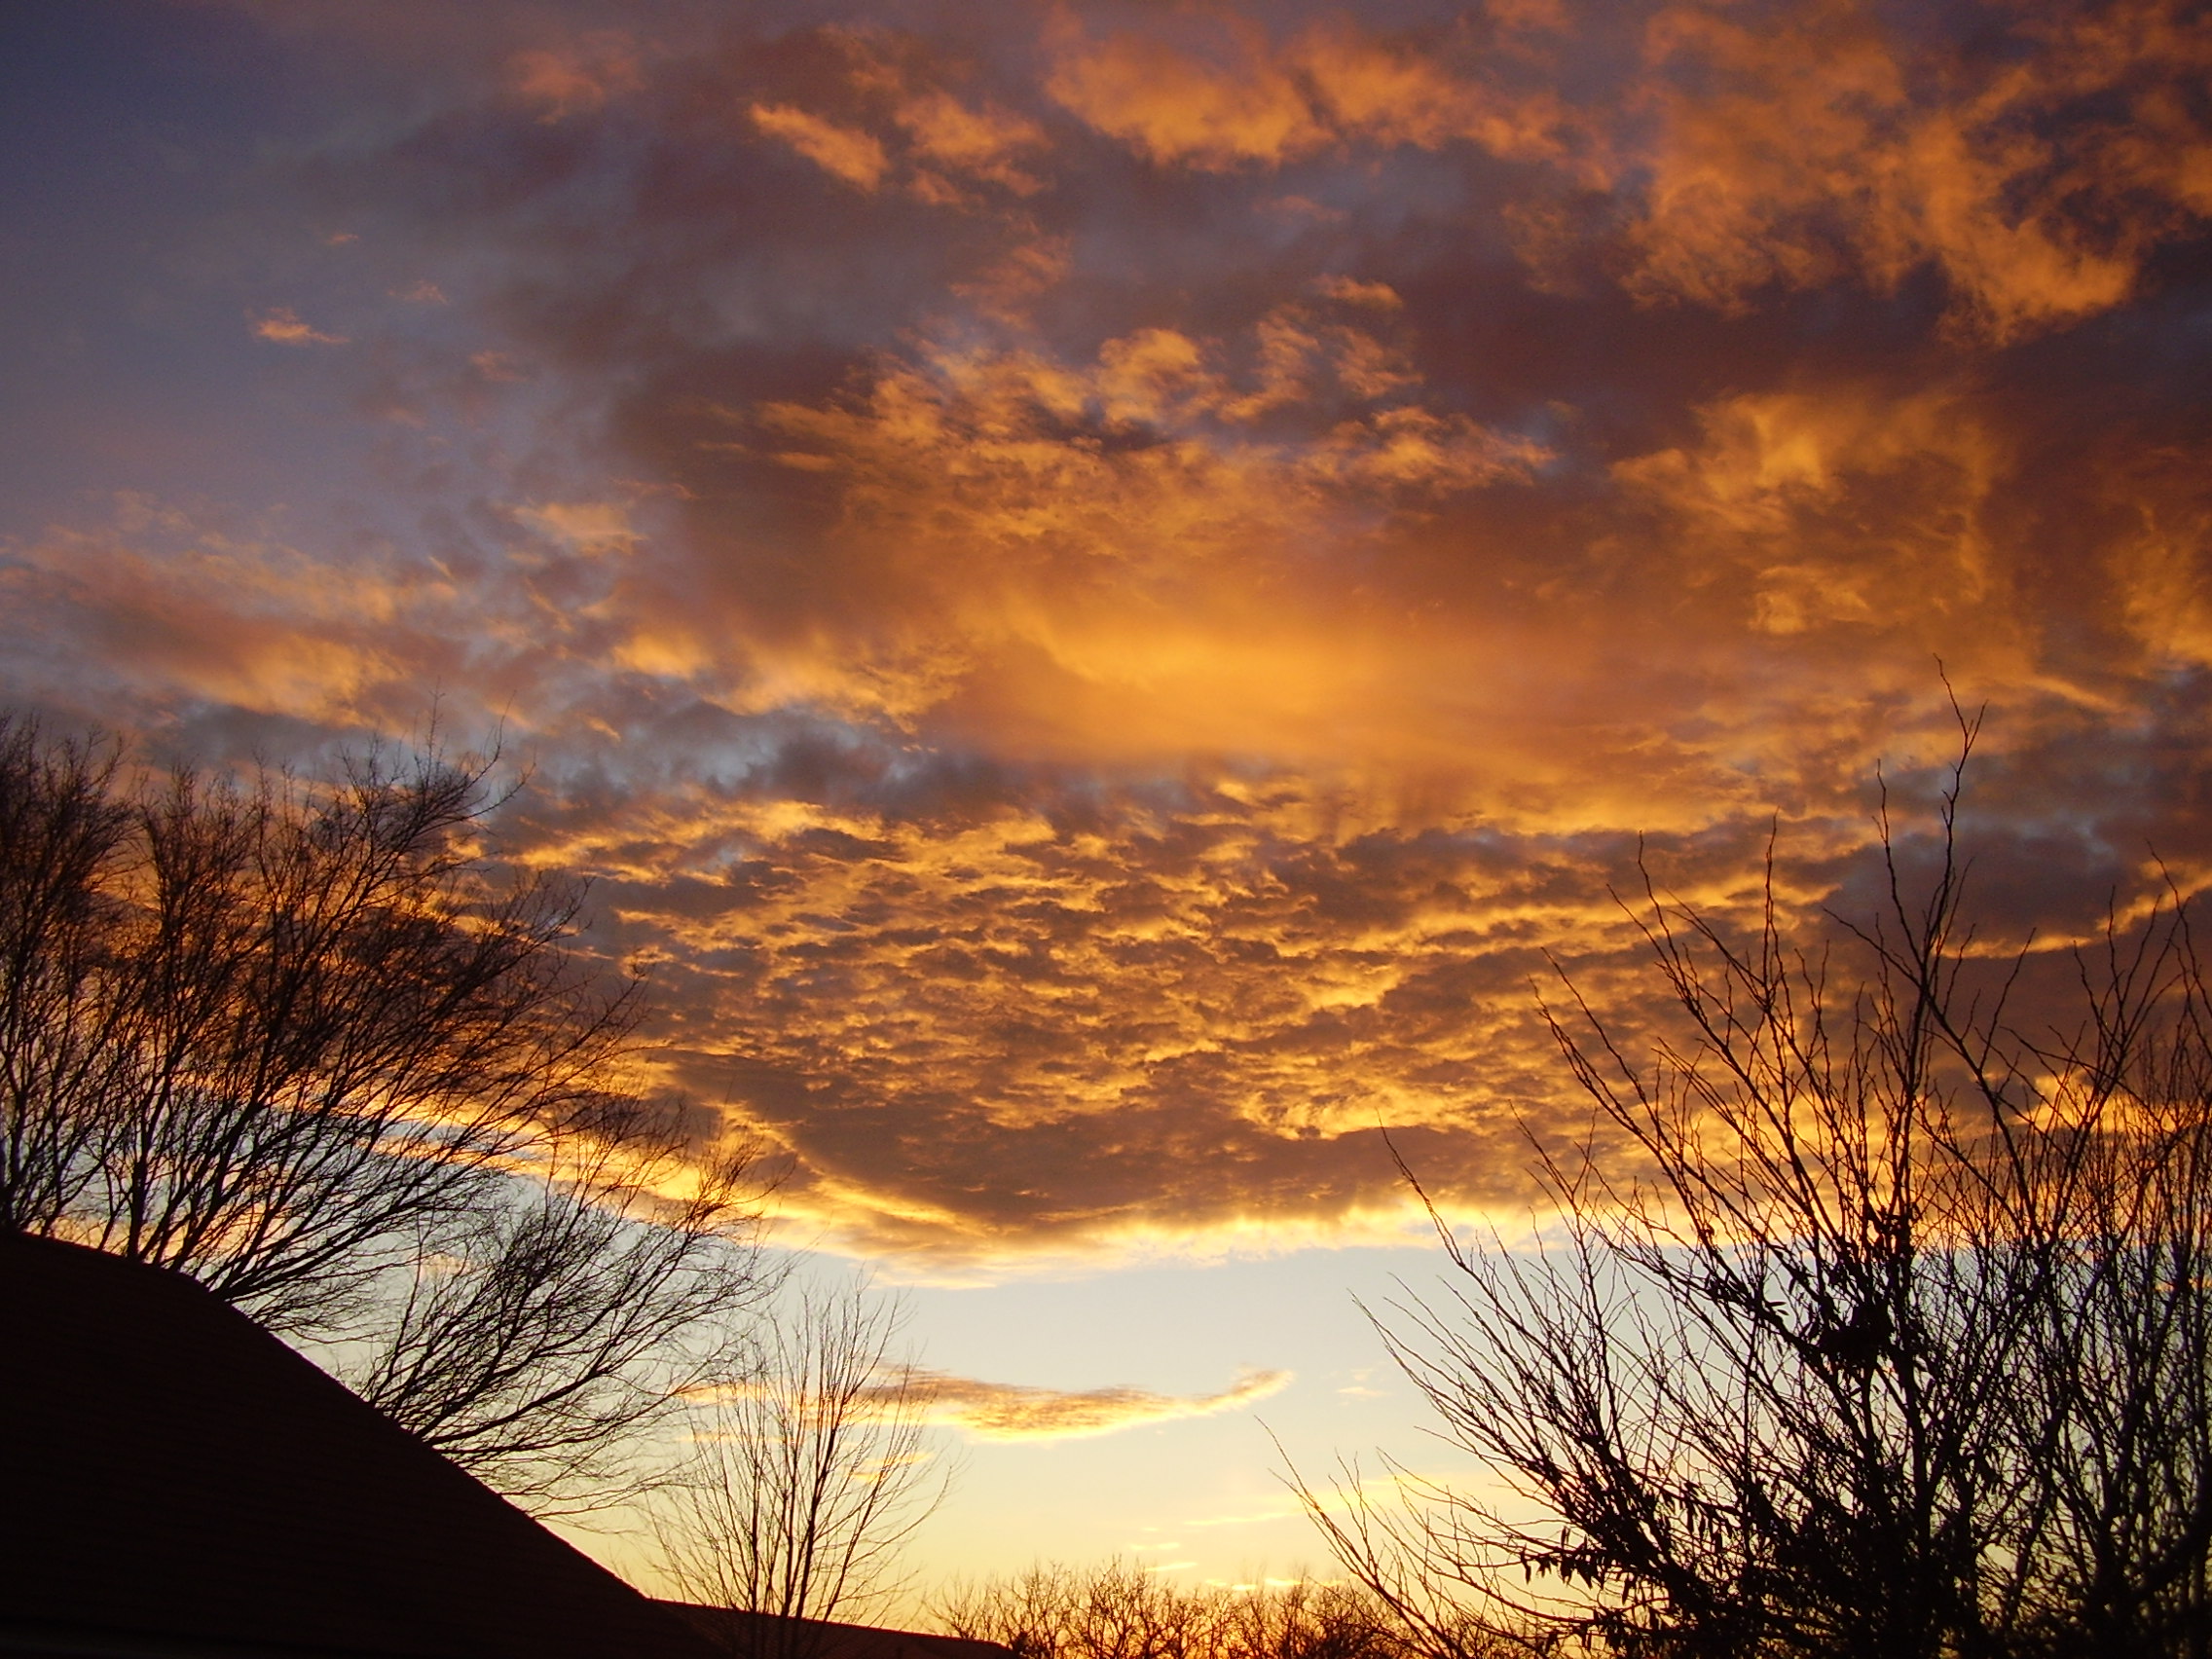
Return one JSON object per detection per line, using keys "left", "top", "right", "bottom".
{"left": 900, "top": 1367, "right": 1292, "bottom": 1443}
{"left": 250, "top": 308, "right": 349, "bottom": 346}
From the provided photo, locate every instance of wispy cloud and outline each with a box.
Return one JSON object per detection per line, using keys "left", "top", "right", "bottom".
{"left": 751, "top": 102, "right": 890, "bottom": 191}
{"left": 249, "top": 307, "right": 348, "bottom": 347}
{"left": 893, "top": 1367, "right": 1291, "bottom": 1443}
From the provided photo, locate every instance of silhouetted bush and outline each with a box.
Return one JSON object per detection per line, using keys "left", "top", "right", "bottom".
{"left": 937, "top": 1561, "right": 1440, "bottom": 1659}
{"left": 1302, "top": 725, "right": 2212, "bottom": 1657}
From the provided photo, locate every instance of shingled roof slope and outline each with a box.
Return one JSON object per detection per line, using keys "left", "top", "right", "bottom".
{"left": 0, "top": 1232, "right": 720, "bottom": 1659}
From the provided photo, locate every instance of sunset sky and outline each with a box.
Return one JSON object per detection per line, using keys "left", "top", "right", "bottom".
{"left": 5, "top": 0, "right": 2210, "bottom": 1601}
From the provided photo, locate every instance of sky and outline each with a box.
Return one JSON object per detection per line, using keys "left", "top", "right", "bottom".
{"left": 4, "top": 0, "right": 2211, "bottom": 1606}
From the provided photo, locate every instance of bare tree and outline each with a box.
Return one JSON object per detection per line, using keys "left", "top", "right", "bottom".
{"left": 0, "top": 716, "right": 772, "bottom": 1510}
{"left": 936, "top": 1561, "right": 1419, "bottom": 1659}
{"left": 85, "top": 743, "right": 637, "bottom": 1331}
{"left": 939, "top": 1559, "right": 1218, "bottom": 1659}
{"left": 0, "top": 720, "right": 134, "bottom": 1235}
{"left": 1300, "top": 728, "right": 2212, "bottom": 1658}
{"left": 656, "top": 1278, "right": 949, "bottom": 1655}
{"left": 343, "top": 1097, "right": 769, "bottom": 1513}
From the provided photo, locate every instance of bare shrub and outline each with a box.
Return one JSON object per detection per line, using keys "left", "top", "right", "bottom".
{"left": 656, "top": 1279, "right": 950, "bottom": 1654}
{"left": 1300, "top": 725, "right": 2212, "bottom": 1657}
{"left": 937, "top": 1561, "right": 1418, "bottom": 1659}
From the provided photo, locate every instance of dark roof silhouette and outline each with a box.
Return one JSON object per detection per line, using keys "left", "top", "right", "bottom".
{"left": 0, "top": 1231, "right": 721, "bottom": 1659}
{"left": 657, "top": 1604, "right": 1016, "bottom": 1659}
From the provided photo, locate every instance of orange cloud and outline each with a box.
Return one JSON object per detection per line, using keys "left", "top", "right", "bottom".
{"left": 896, "top": 1367, "right": 1291, "bottom": 1442}
{"left": 721, "top": 313, "right": 1550, "bottom": 763}
{"left": 2106, "top": 454, "right": 2212, "bottom": 672}
{"left": 507, "top": 31, "right": 644, "bottom": 122}
{"left": 250, "top": 307, "right": 348, "bottom": 346}
{"left": 1045, "top": 17, "right": 1587, "bottom": 174}
{"left": 752, "top": 102, "right": 891, "bottom": 190}
{"left": 1040, "top": 4, "right": 2207, "bottom": 338}
{"left": 3, "top": 516, "right": 407, "bottom": 719}
{"left": 1619, "top": 0, "right": 2212, "bottom": 338}
{"left": 516, "top": 500, "right": 643, "bottom": 556}
{"left": 1612, "top": 387, "right": 2006, "bottom": 637}
{"left": 742, "top": 31, "right": 1050, "bottom": 205}
{"left": 894, "top": 88, "right": 1047, "bottom": 196}
{"left": 1291, "top": 19, "right": 1588, "bottom": 172}
{"left": 1047, "top": 22, "right": 1321, "bottom": 170}
{"left": 19, "top": 0, "right": 2212, "bottom": 1273}
{"left": 1310, "top": 276, "right": 1402, "bottom": 312}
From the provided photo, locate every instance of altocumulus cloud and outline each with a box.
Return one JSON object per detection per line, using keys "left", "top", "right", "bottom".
{"left": 5, "top": 0, "right": 2211, "bottom": 1272}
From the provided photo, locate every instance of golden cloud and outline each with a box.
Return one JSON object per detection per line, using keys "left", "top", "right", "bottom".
{"left": 1048, "top": 24, "right": 1322, "bottom": 170}
{"left": 16, "top": 0, "right": 2212, "bottom": 1272}
{"left": 752, "top": 102, "right": 891, "bottom": 191}
{"left": 1611, "top": 386, "right": 2006, "bottom": 637}
{"left": 1045, "top": 16, "right": 1589, "bottom": 175}
{"left": 891, "top": 88, "right": 1047, "bottom": 198}
{"left": 1616, "top": 0, "right": 2212, "bottom": 338}
{"left": 507, "top": 31, "right": 645, "bottom": 123}
{"left": 516, "top": 500, "right": 644, "bottom": 557}
{"left": 250, "top": 308, "right": 348, "bottom": 347}
{"left": 713, "top": 308, "right": 1551, "bottom": 764}
{"left": 736, "top": 30, "right": 1051, "bottom": 205}
{"left": 896, "top": 1366, "right": 1292, "bottom": 1442}
{"left": 1041, "top": 4, "right": 2208, "bottom": 337}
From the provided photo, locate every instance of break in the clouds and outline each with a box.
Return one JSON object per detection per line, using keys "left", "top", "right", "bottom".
{"left": 3, "top": 0, "right": 2210, "bottom": 1268}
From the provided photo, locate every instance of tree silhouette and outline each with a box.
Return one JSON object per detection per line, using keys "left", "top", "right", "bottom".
{"left": 656, "top": 1279, "right": 948, "bottom": 1657}
{"left": 1302, "top": 725, "right": 2212, "bottom": 1657}
{"left": 0, "top": 715, "right": 769, "bottom": 1510}
{"left": 936, "top": 1560, "right": 1439, "bottom": 1659}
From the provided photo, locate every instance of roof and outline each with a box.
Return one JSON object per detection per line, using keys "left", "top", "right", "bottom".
{"left": 658, "top": 1605, "right": 1017, "bottom": 1659}
{"left": 0, "top": 1232, "right": 721, "bottom": 1659}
